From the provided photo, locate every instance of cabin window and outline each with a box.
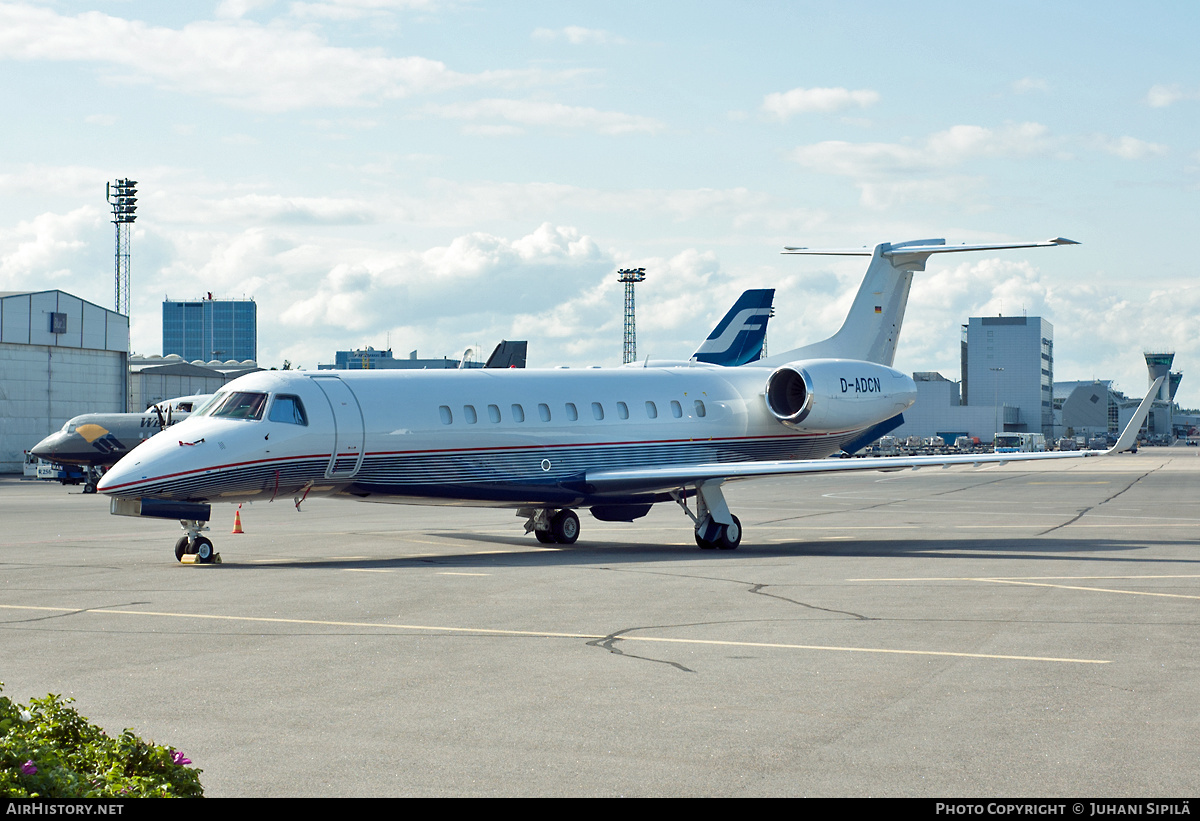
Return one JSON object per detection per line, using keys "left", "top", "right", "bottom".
{"left": 693, "top": 400, "right": 706, "bottom": 418}
{"left": 511, "top": 404, "right": 525, "bottom": 423}
{"left": 591, "top": 402, "right": 604, "bottom": 421}
{"left": 488, "top": 404, "right": 501, "bottom": 423}
{"left": 565, "top": 403, "right": 578, "bottom": 421}
{"left": 206, "top": 391, "right": 268, "bottom": 421}
{"left": 439, "top": 405, "right": 453, "bottom": 425}
{"left": 645, "top": 401, "right": 658, "bottom": 419}
{"left": 464, "top": 405, "right": 478, "bottom": 424}
{"left": 538, "top": 403, "right": 551, "bottom": 422}
{"left": 268, "top": 395, "right": 308, "bottom": 425}
{"left": 617, "top": 401, "right": 629, "bottom": 420}
{"left": 670, "top": 400, "right": 683, "bottom": 418}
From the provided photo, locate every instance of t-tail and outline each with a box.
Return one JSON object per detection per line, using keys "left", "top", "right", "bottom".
{"left": 761, "top": 237, "right": 1080, "bottom": 367}
{"left": 692, "top": 288, "right": 775, "bottom": 366}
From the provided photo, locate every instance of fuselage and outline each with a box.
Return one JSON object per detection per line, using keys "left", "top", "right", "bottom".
{"left": 97, "top": 363, "right": 916, "bottom": 509}
{"left": 31, "top": 395, "right": 207, "bottom": 469}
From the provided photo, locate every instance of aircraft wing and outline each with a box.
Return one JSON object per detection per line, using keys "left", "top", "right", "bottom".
{"left": 585, "top": 376, "right": 1162, "bottom": 495}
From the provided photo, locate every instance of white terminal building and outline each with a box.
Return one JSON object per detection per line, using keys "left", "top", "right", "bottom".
{"left": 892, "top": 316, "right": 1188, "bottom": 445}
{"left": 893, "top": 315, "right": 1055, "bottom": 444}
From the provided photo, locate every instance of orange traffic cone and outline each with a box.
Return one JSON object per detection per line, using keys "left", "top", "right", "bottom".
{"left": 232, "top": 506, "right": 244, "bottom": 534}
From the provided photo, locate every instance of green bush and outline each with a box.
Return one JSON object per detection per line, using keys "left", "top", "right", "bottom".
{"left": 0, "top": 683, "right": 203, "bottom": 798}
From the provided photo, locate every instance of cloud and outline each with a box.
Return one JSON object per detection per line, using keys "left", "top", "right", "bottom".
{"left": 1146, "top": 84, "right": 1200, "bottom": 107}
{"left": 793, "top": 123, "right": 1057, "bottom": 177}
{"left": 0, "top": 4, "right": 568, "bottom": 111}
{"left": 762, "top": 87, "right": 880, "bottom": 120}
{"left": 789, "top": 123, "right": 1064, "bottom": 209}
{"left": 0, "top": 206, "right": 107, "bottom": 291}
{"left": 1091, "top": 135, "right": 1168, "bottom": 160}
{"left": 1011, "top": 77, "right": 1049, "bottom": 94}
{"left": 531, "top": 26, "right": 626, "bottom": 45}
{"left": 424, "top": 98, "right": 665, "bottom": 135}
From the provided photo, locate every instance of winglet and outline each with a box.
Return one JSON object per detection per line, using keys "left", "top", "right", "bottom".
{"left": 1107, "top": 376, "right": 1165, "bottom": 454}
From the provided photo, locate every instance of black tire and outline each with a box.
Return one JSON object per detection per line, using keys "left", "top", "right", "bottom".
{"left": 551, "top": 510, "right": 580, "bottom": 545}
{"left": 83, "top": 483, "right": 96, "bottom": 494}
{"left": 535, "top": 529, "right": 556, "bottom": 544}
{"left": 174, "top": 537, "right": 190, "bottom": 562}
{"left": 194, "top": 537, "right": 215, "bottom": 564}
{"left": 716, "top": 515, "right": 742, "bottom": 550}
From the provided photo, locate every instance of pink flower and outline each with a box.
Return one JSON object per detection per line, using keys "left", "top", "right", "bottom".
{"left": 20, "top": 760, "right": 37, "bottom": 775}
{"left": 170, "top": 750, "right": 191, "bottom": 766}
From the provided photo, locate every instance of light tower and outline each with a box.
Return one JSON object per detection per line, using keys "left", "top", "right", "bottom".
{"left": 617, "top": 267, "right": 646, "bottom": 364}
{"left": 106, "top": 178, "right": 137, "bottom": 316}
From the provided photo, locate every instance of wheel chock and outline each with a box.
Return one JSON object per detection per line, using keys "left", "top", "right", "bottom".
{"left": 180, "top": 553, "right": 222, "bottom": 565}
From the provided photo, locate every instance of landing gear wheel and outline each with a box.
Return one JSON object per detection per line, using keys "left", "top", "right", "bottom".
{"left": 551, "top": 510, "right": 580, "bottom": 545}
{"left": 695, "top": 532, "right": 717, "bottom": 549}
{"left": 535, "top": 529, "right": 557, "bottom": 544}
{"left": 174, "top": 537, "right": 190, "bottom": 562}
{"left": 715, "top": 515, "right": 742, "bottom": 550}
{"left": 194, "top": 537, "right": 215, "bottom": 564}
{"left": 83, "top": 483, "right": 96, "bottom": 494}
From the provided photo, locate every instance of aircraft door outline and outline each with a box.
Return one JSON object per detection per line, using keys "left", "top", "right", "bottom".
{"left": 312, "top": 376, "right": 366, "bottom": 479}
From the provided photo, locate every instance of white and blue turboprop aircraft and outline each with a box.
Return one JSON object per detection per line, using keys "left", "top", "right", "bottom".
{"left": 99, "top": 237, "right": 1158, "bottom": 563}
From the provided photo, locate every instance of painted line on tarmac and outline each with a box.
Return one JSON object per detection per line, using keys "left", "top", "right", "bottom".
{"left": 849, "top": 573, "right": 1200, "bottom": 600}
{"left": 980, "top": 578, "right": 1200, "bottom": 600}
{"left": 0, "top": 603, "right": 1107, "bottom": 664}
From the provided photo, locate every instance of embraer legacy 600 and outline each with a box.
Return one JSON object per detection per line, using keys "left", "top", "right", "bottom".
{"left": 98, "top": 237, "right": 1157, "bottom": 563}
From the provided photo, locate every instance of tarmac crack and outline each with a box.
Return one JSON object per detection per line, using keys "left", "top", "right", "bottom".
{"left": 586, "top": 627, "right": 697, "bottom": 673}
{"left": 747, "top": 583, "right": 872, "bottom": 619}
{"left": 0, "top": 601, "right": 150, "bottom": 625}
{"left": 1037, "top": 466, "right": 1160, "bottom": 535}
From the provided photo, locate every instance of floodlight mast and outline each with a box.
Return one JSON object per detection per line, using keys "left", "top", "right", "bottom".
{"left": 107, "top": 178, "right": 138, "bottom": 317}
{"left": 617, "top": 267, "right": 646, "bottom": 364}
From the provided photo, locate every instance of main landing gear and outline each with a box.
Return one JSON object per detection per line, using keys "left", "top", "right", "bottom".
{"left": 519, "top": 481, "right": 744, "bottom": 551}
{"left": 672, "top": 480, "right": 742, "bottom": 550}
{"left": 520, "top": 508, "right": 580, "bottom": 545}
{"left": 174, "top": 519, "right": 218, "bottom": 564}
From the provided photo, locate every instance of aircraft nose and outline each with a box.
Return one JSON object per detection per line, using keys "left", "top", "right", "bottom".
{"left": 30, "top": 433, "right": 60, "bottom": 461}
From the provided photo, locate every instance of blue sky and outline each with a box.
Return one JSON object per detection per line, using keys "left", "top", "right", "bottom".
{"left": 1, "top": 1, "right": 1196, "bottom": 404}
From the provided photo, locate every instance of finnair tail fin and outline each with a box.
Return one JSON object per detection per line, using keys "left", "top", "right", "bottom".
{"left": 760, "top": 237, "right": 1078, "bottom": 367}
{"left": 692, "top": 289, "right": 775, "bottom": 366}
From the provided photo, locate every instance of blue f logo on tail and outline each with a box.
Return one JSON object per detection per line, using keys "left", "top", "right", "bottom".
{"left": 692, "top": 289, "right": 775, "bottom": 366}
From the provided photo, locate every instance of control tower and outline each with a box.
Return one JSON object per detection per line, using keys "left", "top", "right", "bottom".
{"left": 1144, "top": 351, "right": 1174, "bottom": 401}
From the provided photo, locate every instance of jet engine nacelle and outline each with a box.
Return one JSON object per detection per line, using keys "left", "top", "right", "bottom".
{"left": 764, "top": 358, "right": 917, "bottom": 432}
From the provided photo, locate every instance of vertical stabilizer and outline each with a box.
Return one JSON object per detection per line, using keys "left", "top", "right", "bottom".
{"left": 693, "top": 289, "right": 775, "bottom": 366}
{"left": 761, "top": 237, "right": 1078, "bottom": 367}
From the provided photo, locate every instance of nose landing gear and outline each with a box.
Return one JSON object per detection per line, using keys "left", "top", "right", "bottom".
{"left": 175, "top": 519, "right": 219, "bottom": 564}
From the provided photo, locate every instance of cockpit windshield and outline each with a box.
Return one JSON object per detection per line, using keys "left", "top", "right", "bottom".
{"left": 200, "top": 391, "right": 268, "bottom": 421}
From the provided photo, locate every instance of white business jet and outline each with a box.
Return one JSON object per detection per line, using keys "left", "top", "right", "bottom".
{"left": 98, "top": 236, "right": 1158, "bottom": 563}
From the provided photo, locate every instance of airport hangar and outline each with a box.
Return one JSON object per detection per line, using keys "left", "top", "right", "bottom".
{"left": 0, "top": 289, "right": 261, "bottom": 475}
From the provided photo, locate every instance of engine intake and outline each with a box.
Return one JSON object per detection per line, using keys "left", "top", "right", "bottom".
{"left": 765, "top": 365, "right": 813, "bottom": 424}
{"left": 763, "top": 358, "right": 917, "bottom": 433}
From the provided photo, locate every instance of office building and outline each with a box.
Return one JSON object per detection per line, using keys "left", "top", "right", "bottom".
{"left": 163, "top": 294, "right": 256, "bottom": 362}
{"left": 962, "top": 316, "right": 1054, "bottom": 437}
